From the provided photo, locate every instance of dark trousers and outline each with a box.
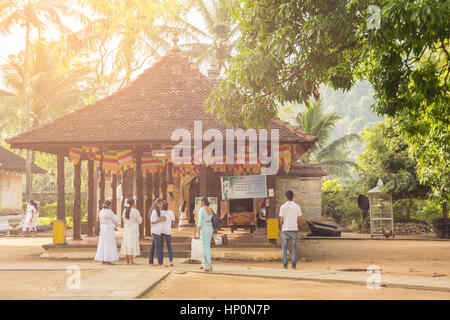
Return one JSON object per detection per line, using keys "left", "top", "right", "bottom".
{"left": 162, "top": 233, "right": 173, "bottom": 262}
{"left": 149, "top": 233, "right": 163, "bottom": 265}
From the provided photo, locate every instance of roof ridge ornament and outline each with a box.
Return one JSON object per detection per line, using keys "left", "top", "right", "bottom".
{"left": 170, "top": 31, "right": 180, "bottom": 53}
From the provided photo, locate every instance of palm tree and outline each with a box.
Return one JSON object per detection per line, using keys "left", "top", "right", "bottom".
{"left": 175, "top": 0, "right": 239, "bottom": 74}
{"left": 0, "top": 0, "right": 88, "bottom": 199}
{"left": 295, "top": 100, "right": 360, "bottom": 177}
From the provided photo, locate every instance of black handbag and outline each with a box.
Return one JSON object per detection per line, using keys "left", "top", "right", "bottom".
{"left": 211, "top": 209, "right": 222, "bottom": 230}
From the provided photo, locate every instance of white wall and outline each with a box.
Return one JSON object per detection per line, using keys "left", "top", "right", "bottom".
{"left": 0, "top": 169, "right": 23, "bottom": 214}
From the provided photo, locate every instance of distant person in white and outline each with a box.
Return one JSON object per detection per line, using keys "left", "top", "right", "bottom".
{"left": 21, "top": 200, "right": 39, "bottom": 237}
{"left": 95, "top": 200, "right": 119, "bottom": 265}
{"left": 161, "top": 200, "right": 176, "bottom": 266}
{"left": 120, "top": 198, "right": 142, "bottom": 265}
{"left": 279, "top": 190, "right": 302, "bottom": 270}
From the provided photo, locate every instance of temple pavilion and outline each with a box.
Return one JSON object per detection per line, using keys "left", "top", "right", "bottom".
{"left": 6, "top": 37, "right": 326, "bottom": 240}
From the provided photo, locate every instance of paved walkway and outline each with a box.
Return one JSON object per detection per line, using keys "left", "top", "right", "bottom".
{"left": 31, "top": 257, "right": 450, "bottom": 299}
{"left": 43, "top": 265, "right": 171, "bottom": 300}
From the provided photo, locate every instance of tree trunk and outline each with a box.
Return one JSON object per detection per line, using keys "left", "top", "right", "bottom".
{"left": 25, "top": 23, "right": 32, "bottom": 201}
{"left": 443, "top": 201, "right": 448, "bottom": 221}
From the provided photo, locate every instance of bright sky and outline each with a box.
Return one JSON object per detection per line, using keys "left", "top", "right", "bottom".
{"left": 0, "top": 7, "right": 206, "bottom": 86}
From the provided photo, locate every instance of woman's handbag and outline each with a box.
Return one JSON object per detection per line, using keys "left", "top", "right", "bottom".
{"left": 211, "top": 209, "right": 222, "bottom": 230}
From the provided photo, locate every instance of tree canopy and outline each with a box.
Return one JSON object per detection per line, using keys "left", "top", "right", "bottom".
{"left": 205, "top": 0, "right": 449, "bottom": 200}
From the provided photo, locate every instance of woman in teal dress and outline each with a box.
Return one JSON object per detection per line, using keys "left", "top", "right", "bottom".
{"left": 195, "top": 196, "right": 214, "bottom": 272}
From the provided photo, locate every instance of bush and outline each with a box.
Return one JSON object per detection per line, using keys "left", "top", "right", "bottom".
{"left": 38, "top": 199, "right": 88, "bottom": 228}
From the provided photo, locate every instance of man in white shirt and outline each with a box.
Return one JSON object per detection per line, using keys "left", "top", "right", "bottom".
{"left": 279, "top": 190, "right": 302, "bottom": 269}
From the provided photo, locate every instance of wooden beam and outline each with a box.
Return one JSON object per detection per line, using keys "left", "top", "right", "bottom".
{"left": 266, "top": 175, "right": 276, "bottom": 219}
{"left": 145, "top": 173, "right": 153, "bottom": 237}
{"left": 73, "top": 161, "right": 81, "bottom": 240}
{"left": 56, "top": 153, "right": 65, "bottom": 221}
{"left": 153, "top": 172, "right": 160, "bottom": 199}
{"left": 111, "top": 174, "right": 117, "bottom": 214}
{"left": 161, "top": 165, "right": 168, "bottom": 200}
{"left": 87, "top": 159, "right": 95, "bottom": 237}
{"left": 98, "top": 152, "right": 105, "bottom": 209}
{"left": 199, "top": 164, "right": 208, "bottom": 197}
{"left": 136, "top": 152, "right": 144, "bottom": 238}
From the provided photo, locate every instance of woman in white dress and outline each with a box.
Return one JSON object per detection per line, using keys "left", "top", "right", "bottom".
{"left": 21, "top": 200, "right": 38, "bottom": 237}
{"left": 178, "top": 201, "right": 189, "bottom": 231}
{"left": 120, "top": 198, "right": 142, "bottom": 265}
{"left": 94, "top": 200, "right": 119, "bottom": 265}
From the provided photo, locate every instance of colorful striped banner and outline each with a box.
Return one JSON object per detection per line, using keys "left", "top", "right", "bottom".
{"left": 68, "top": 147, "right": 83, "bottom": 164}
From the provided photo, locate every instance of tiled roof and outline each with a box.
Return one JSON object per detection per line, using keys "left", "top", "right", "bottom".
{"left": 6, "top": 46, "right": 317, "bottom": 149}
{"left": 0, "top": 146, "right": 47, "bottom": 174}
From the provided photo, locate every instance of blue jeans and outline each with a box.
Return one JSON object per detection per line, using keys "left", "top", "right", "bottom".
{"left": 282, "top": 231, "right": 298, "bottom": 268}
{"left": 162, "top": 233, "right": 173, "bottom": 262}
{"left": 149, "top": 233, "right": 163, "bottom": 265}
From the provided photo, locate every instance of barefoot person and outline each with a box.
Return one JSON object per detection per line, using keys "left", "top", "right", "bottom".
{"left": 120, "top": 198, "right": 142, "bottom": 265}
{"left": 194, "top": 196, "right": 214, "bottom": 272}
{"left": 161, "top": 200, "right": 175, "bottom": 266}
{"left": 279, "top": 190, "right": 302, "bottom": 270}
{"left": 95, "top": 200, "right": 119, "bottom": 265}
{"left": 21, "top": 200, "right": 38, "bottom": 237}
{"left": 149, "top": 198, "right": 166, "bottom": 266}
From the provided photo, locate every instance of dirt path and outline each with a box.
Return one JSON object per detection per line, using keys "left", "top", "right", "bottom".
{"left": 143, "top": 272, "right": 450, "bottom": 300}
{"left": 237, "top": 239, "right": 450, "bottom": 278}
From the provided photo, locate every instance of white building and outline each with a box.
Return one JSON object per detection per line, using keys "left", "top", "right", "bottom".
{"left": 0, "top": 146, "right": 46, "bottom": 214}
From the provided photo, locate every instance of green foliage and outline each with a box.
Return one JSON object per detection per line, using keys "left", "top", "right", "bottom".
{"left": 322, "top": 179, "right": 343, "bottom": 192}
{"left": 205, "top": 0, "right": 449, "bottom": 200}
{"left": 322, "top": 179, "right": 366, "bottom": 230}
{"left": 292, "top": 100, "right": 360, "bottom": 178}
{"left": 357, "top": 119, "right": 431, "bottom": 199}
{"left": 39, "top": 200, "right": 88, "bottom": 228}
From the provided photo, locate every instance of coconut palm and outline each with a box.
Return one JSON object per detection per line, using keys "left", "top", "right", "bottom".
{"left": 295, "top": 100, "right": 360, "bottom": 177}
{"left": 0, "top": 0, "right": 88, "bottom": 199}
{"left": 175, "top": 0, "right": 239, "bottom": 73}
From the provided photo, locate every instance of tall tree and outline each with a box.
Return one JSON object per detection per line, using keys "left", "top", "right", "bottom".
{"left": 175, "top": 0, "right": 239, "bottom": 74}
{"left": 357, "top": 119, "right": 431, "bottom": 218}
{"left": 294, "top": 100, "right": 359, "bottom": 177}
{"left": 205, "top": 0, "right": 449, "bottom": 211}
{"left": 0, "top": 0, "right": 88, "bottom": 199}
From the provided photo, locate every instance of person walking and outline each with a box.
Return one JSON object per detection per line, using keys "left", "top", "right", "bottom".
{"left": 194, "top": 196, "right": 214, "bottom": 272}
{"left": 120, "top": 198, "right": 142, "bottom": 265}
{"left": 178, "top": 201, "right": 189, "bottom": 231}
{"left": 95, "top": 200, "right": 120, "bottom": 265}
{"left": 161, "top": 200, "right": 175, "bottom": 266}
{"left": 279, "top": 190, "right": 303, "bottom": 270}
{"left": 21, "top": 200, "right": 39, "bottom": 237}
{"left": 149, "top": 198, "right": 166, "bottom": 266}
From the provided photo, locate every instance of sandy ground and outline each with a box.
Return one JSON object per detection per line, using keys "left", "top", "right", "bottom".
{"left": 0, "top": 235, "right": 449, "bottom": 299}
{"left": 223, "top": 239, "right": 450, "bottom": 279}
{"left": 143, "top": 272, "right": 450, "bottom": 300}
{"left": 0, "top": 270, "right": 99, "bottom": 299}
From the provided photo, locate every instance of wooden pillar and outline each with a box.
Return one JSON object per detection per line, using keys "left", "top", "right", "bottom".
{"left": 153, "top": 172, "right": 160, "bottom": 199}
{"left": 266, "top": 174, "right": 276, "bottom": 219}
{"left": 111, "top": 174, "right": 117, "bottom": 214}
{"left": 87, "top": 159, "right": 95, "bottom": 237}
{"left": 73, "top": 161, "right": 81, "bottom": 240}
{"left": 57, "top": 153, "right": 65, "bottom": 221}
{"left": 145, "top": 173, "right": 153, "bottom": 237}
{"left": 98, "top": 152, "right": 105, "bottom": 209}
{"left": 199, "top": 164, "right": 208, "bottom": 197}
{"left": 161, "top": 165, "right": 168, "bottom": 200}
{"left": 136, "top": 152, "right": 144, "bottom": 238}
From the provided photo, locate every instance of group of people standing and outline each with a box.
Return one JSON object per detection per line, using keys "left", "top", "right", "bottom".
{"left": 94, "top": 196, "right": 215, "bottom": 271}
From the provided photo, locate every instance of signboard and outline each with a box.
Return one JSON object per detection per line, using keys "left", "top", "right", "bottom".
{"left": 194, "top": 197, "right": 218, "bottom": 224}
{"left": 221, "top": 175, "right": 267, "bottom": 200}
